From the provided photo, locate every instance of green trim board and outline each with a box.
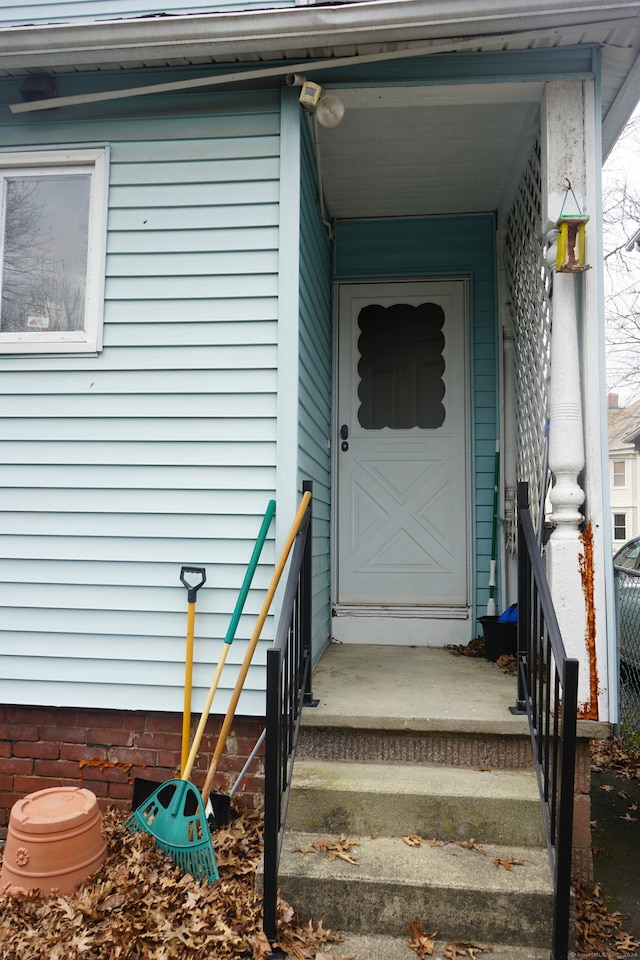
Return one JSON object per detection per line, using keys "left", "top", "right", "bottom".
{"left": 0, "top": 45, "right": 597, "bottom": 114}
{"left": 333, "top": 214, "right": 499, "bottom": 627}
{"left": 313, "top": 45, "right": 598, "bottom": 87}
{"left": 297, "top": 111, "right": 333, "bottom": 664}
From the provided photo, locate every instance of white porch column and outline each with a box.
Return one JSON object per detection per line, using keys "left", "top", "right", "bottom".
{"left": 541, "top": 80, "right": 596, "bottom": 716}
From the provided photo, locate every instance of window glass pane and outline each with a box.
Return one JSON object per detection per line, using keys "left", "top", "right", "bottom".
{"left": 1, "top": 175, "right": 90, "bottom": 333}
{"left": 613, "top": 460, "right": 626, "bottom": 487}
{"left": 614, "top": 513, "right": 628, "bottom": 542}
{"left": 357, "top": 301, "right": 446, "bottom": 430}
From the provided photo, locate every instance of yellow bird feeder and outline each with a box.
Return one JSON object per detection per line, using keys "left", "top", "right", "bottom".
{"left": 555, "top": 181, "right": 590, "bottom": 273}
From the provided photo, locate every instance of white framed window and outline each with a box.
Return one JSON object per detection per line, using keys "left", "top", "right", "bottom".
{"left": 613, "top": 459, "right": 626, "bottom": 488}
{"left": 0, "top": 148, "right": 108, "bottom": 354}
{"left": 613, "top": 513, "right": 627, "bottom": 542}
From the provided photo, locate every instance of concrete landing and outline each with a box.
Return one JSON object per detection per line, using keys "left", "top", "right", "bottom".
{"left": 304, "top": 643, "right": 609, "bottom": 739}
{"left": 305, "top": 643, "right": 521, "bottom": 732}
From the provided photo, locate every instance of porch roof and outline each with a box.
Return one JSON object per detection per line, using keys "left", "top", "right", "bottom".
{"left": 2, "top": 1, "right": 640, "bottom": 221}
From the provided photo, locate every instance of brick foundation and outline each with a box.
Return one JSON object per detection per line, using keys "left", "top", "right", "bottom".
{"left": 0, "top": 704, "right": 265, "bottom": 841}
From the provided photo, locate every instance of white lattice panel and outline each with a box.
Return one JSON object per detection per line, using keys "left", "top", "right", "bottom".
{"left": 504, "top": 141, "right": 552, "bottom": 547}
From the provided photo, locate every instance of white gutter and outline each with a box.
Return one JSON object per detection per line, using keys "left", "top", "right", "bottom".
{"left": 0, "top": 0, "right": 639, "bottom": 71}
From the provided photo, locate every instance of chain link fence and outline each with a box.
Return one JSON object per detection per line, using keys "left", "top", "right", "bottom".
{"left": 614, "top": 567, "right": 640, "bottom": 754}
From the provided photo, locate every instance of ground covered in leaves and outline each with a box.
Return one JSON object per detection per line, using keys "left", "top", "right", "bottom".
{"left": 574, "top": 735, "right": 640, "bottom": 956}
{"left": 0, "top": 806, "right": 339, "bottom": 960}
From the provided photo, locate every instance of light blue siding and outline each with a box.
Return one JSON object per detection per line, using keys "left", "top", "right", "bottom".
{"left": 297, "top": 114, "right": 332, "bottom": 663}
{"left": 0, "top": 84, "right": 283, "bottom": 716}
{"left": 0, "top": 1, "right": 294, "bottom": 27}
{"left": 334, "top": 214, "right": 499, "bottom": 624}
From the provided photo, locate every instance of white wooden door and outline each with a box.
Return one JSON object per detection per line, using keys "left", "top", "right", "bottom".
{"left": 337, "top": 280, "right": 469, "bottom": 610}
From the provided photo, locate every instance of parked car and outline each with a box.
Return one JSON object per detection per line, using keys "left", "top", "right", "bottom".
{"left": 613, "top": 537, "right": 640, "bottom": 680}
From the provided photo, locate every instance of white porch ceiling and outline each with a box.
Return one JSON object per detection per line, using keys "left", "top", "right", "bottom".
{"left": 316, "top": 82, "right": 543, "bottom": 220}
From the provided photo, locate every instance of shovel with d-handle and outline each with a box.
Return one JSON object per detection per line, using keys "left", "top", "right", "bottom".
{"left": 179, "top": 565, "right": 206, "bottom": 775}
{"left": 131, "top": 565, "right": 206, "bottom": 810}
{"left": 201, "top": 490, "right": 311, "bottom": 820}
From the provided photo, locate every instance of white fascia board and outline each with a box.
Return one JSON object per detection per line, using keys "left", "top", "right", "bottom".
{"left": 1, "top": 0, "right": 640, "bottom": 70}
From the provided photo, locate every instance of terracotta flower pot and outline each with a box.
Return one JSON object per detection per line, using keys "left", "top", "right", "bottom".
{"left": 0, "top": 786, "right": 106, "bottom": 897}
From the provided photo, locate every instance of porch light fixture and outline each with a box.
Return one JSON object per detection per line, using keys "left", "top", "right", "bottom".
{"left": 286, "top": 74, "right": 345, "bottom": 128}
{"left": 555, "top": 181, "right": 590, "bottom": 273}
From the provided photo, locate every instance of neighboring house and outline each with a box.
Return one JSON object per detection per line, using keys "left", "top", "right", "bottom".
{"left": 0, "top": 1, "right": 639, "bottom": 829}
{"left": 608, "top": 393, "right": 640, "bottom": 551}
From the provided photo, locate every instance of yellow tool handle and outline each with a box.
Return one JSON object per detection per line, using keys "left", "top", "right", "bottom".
{"left": 180, "top": 601, "right": 196, "bottom": 776}
{"left": 201, "top": 490, "right": 311, "bottom": 805}
{"left": 181, "top": 641, "right": 233, "bottom": 783}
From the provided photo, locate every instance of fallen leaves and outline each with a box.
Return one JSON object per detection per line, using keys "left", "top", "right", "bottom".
{"left": 575, "top": 882, "right": 640, "bottom": 956}
{"left": 457, "top": 839, "right": 485, "bottom": 852}
{"left": 0, "top": 806, "right": 340, "bottom": 960}
{"left": 403, "top": 834, "right": 425, "bottom": 847}
{"left": 443, "top": 943, "right": 490, "bottom": 960}
{"left": 445, "top": 635, "right": 516, "bottom": 676}
{"left": 591, "top": 735, "right": 640, "bottom": 778}
{"left": 445, "top": 637, "right": 485, "bottom": 658}
{"left": 406, "top": 922, "right": 490, "bottom": 960}
{"left": 492, "top": 856, "right": 524, "bottom": 871}
{"left": 78, "top": 758, "right": 135, "bottom": 781}
{"left": 294, "top": 836, "right": 360, "bottom": 865}
{"left": 620, "top": 809, "right": 638, "bottom": 822}
{"left": 407, "top": 919, "right": 437, "bottom": 957}
{"left": 402, "top": 837, "right": 485, "bottom": 852}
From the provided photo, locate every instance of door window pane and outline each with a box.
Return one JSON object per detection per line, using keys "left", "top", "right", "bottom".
{"left": 357, "top": 301, "right": 445, "bottom": 429}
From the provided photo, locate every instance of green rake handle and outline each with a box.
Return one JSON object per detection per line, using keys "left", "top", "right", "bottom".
{"left": 179, "top": 501, "right": 276, "bottom": 789}
{"left": 201, "top": 489, "right": 312, "bottom": 805}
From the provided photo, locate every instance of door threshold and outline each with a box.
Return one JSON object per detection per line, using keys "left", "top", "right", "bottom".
{"left": 331, "top": 606, "right": 472, "bottom": 646}
{"left": 332, "top": 605, "right": 470, "bottom": 619}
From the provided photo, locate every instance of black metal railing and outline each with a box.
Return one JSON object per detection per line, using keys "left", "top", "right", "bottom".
{"left": 262, "top": 480, "right": 315, "bottom": 948}
{"left": 514, "top": 481, "right": 579, "bottom": 960}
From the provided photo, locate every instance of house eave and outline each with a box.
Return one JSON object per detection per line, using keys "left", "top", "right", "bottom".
{"left": 1, "top": 0, "right": 640, "bottom": 73}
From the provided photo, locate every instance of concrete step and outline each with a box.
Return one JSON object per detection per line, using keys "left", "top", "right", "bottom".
{"left": 272, "top": 830, "right": 554, "bottom": 948}
{"left": 316, "top": 933, "right": 552, "bottom": 960}
{"left": 297, "top": 724, "right": 535, "bottom": 769}
{"left": 287, "top": 759, "right": 545, "bottom": 846}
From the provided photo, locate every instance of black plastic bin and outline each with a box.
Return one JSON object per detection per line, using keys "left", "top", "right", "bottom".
{"left": 478, "top": 615, "right": 517, "bottom": 661}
